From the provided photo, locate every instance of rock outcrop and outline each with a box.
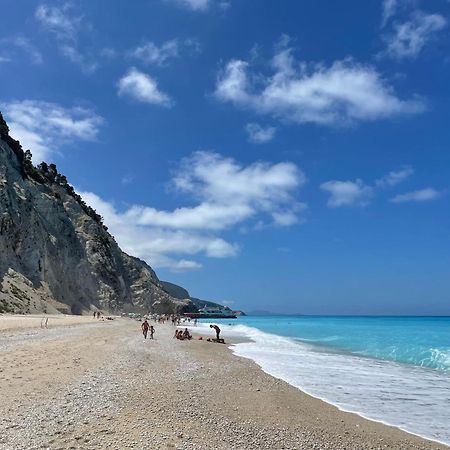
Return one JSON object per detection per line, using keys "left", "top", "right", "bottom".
{"left": 160, "top": 280, "right": 229, "bottom": 310}
{"left": 0, "top": 113, "right": 195, "bottom": 315}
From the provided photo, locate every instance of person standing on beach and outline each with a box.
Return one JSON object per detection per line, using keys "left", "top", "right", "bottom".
{"left": 149, "top": 325, "right": 155, "bottom": 339}
{"left": 142, "top": 319, "right": 150, "bottom": 339}
{"left": 210, "top": 324, "right": 221, "bottom": 341}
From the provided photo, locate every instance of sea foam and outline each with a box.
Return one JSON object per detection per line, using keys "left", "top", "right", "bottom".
{"left": 188, "top": 320, "right": 450, "bottom": 446}
{"left": 225, "top": 324, "right": 450, "bottom": 446}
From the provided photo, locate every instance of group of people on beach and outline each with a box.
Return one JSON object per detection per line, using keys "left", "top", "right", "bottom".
{"left": 174, "top": 328, "right": 192, "bottom": 340}
{"left": 141, "top": 319, "right": 155, "bottom": 339}
{"left": 140, "top": 318, "right": 224, "bottom": 344}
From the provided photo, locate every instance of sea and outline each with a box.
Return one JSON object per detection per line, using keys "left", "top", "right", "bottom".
{"left": 194, "top": 316, "right": 450, "bottom": 445}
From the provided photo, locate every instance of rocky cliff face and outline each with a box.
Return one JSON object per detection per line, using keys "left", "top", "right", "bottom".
{"left": 0, "top": 113, "right": 194, "bottom": 315}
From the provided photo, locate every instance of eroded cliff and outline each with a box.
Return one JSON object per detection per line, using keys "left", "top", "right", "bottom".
{"left": 0, "top": 113, "right": 194, "bottom": 315}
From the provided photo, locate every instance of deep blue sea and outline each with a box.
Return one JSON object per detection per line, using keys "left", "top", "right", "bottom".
{"left": 194, "top": 316, "right": 450, "bottom": 445}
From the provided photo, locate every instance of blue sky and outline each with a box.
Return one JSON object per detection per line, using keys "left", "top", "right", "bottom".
{"left": 1, "top": 0, "right": 450, "bottom": 314}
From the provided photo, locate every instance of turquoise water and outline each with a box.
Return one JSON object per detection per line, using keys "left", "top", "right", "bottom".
{"left": 194, "top": 316, "right": 450, "bottom": 444}
{"left": 234, "top": 316, "right": 450, "bottom": 371}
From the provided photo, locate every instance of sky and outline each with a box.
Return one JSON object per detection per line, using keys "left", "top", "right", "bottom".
{"left": 1, "top": 0, "right": 450, "bottom": 315}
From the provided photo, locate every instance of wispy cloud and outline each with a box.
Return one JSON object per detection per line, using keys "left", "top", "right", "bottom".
{"left": 245, "top": 123, "right": 276, "bottom": 144}
{"left": 382, "top": 0, "right": 399, "bottom": 27}
{"left": 382, "top": 12, "right": 447, "bottom": 59}
{"left": 321, "top": 166, "right": 440, "bottom": 207}
{"left": 320, "top": 179, "right": 374, "bottom": 208}
{"left": 35, "top": 3, "right": 79, "bottom": 40}
{"left": 215, "top": 40, "right": 425, "bottom": 127}
{"left": 121, "top": 174, "right": 134, "bottom": 185}
{"left": 1, "top": 100, "right": 103, "bottom": 163}
{"left": 35, "top": 3, "right": 97, "bottom": 73}
{"left": 376, "top": 166, "right": 414, "bottom": 188}
{"left": 165, "top": 0, "right": 229, "bottom": 11}
{"left": 79, "top": 151, "right": 305, "bottom": 271}
{"left": 0, "top": 36, "right": 43, "bottom": 64}
{"left": 390, "top": 188, "right": 442, "bottom": 203}
{"left": 117, "top": 68, "right": 172, "bottom": 107}
{"left": 129, "top": 40, "right": 179, "bottom": 66}
{"left": 127, "top": 38, "right": 201, "bottom": 66}
{"left": 171, "top": 259, "right": 203, "bottom": 272}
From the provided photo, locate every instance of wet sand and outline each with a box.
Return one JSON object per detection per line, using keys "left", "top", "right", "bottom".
{"left": 0, "top": 317, "right": 447, "bottom": 450}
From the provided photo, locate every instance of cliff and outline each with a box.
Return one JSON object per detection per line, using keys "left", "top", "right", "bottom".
{"left": 0, "top": 113, "right": 195, "bottom": 315}
{"left": 160, "top": 280, "right": 231, "bottom": 311}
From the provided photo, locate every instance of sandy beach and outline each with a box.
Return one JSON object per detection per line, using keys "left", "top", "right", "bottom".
{"left": 0, "top": 314, "right": 102, "bottom": 332}
{"left": 0, "top": 316, "right": 447, "bottom": 450}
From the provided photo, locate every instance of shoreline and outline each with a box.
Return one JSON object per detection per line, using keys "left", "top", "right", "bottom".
{"left": 183, "top": 320, "right": 450, "bottom": 448}
{"left": 1, "top": 316, "right": 447, "bottom": 449}
{"left": 232, "top": 349, "right": 450, "bottom": 448}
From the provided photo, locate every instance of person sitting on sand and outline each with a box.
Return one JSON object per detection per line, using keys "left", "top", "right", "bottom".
{"left": 176, "top": 330, "right": 185, "bottom": 340}
{"left": 141, "top": 319, "right": 150, "bottom": 339}
{"left": 150, "top": 325, "right": 155, "bottom": 340}
{"left": 210, "top": 324, "right": 221, "bottom": 341}
{"left": 182, "top": 328, "right": 192, "bottom": 340}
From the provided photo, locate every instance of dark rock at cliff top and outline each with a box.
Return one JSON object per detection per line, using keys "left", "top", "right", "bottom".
{"left": 0, "top": 112, "right": 195, "bottom": 315}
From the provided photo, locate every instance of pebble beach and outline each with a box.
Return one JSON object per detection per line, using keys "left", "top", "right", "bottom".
{"left": 0, "top": 316, "right": 447, "bottom": 450}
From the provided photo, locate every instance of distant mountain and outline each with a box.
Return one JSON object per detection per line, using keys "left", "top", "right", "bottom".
{"left": 0, "top": 113, "right": 195, "bottom": 315}
{"left": 159, "top": 281, "right": 190, "bottom": 300}
{"left": 189, "top": 297, "right": 228, "bottom": 310}
{"left": 246, "top": 310, "right": 304, "bottom": 316}
{"left": 246, "top": 310, "right": 275, "bottom": 316}
{"left": 160, "top": 281, "right": 229, "bottom": 310}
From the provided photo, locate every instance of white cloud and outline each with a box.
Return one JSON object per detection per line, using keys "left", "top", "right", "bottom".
{"left": 35, "top": 3, "right": 79, "bottom": 40}
{"left": 172, "top": 151, "right": 306, "bottom": 225}
{"left": 376, "top": 166, "right": 414, "bottom": 187}
{"left": 171, "top": 260, "right": 203, "bottom": 272}
{"left": 321, "top": 179, "right": 374, "bottom": 207}
{"left": 117, "top": 68, "right": 172, "bottom": 107}
{"left": 390, "top": 188, "right": 442, "bottom": 203}
{"left": 271, "top": 210, "right": 300, "bottom": 226}
{"left": 321, "top": 167, "right": 439, "bottom": 208}
{"left": 78, "top": 151, "right": 305, "bottom": 271}
{"left": 173, "top": 0, "right": 210, "bottom": 10}
{"left": 1, "top": 100, "right": 103, "bottom": 162}
{"left": 35, "top": 3, "right": 97, "bottom": 73}
{"left": 59, "top": 44, "right": 97, "bottom": 73}
{"left": 245, "top": 123, "right": 276, "bottom": 144}
{"left": 130, "top": 40, "right": 179, "bottom": 66}
{"left": 383, "top": 12, "right": 447, "bottom": 59}
{"left": 126, "top": 151, "right": 305, "bottom": 230}
{"left": 1, "top": 36, "right": 43, "bottom": 64}
{"left": 215, "top": 43, "right": 424, "bottom": 126}
{"left": 382, "top": 0, "right": 399, "bottom": 26}
{"left": 78, "top": 191, "right": 238, "bottom": 272}
{"left": 166, "top": 0, "right": 228, "bottom": 11}
{"left": 126, "top": 202, "right": 253, "bottom": 231}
